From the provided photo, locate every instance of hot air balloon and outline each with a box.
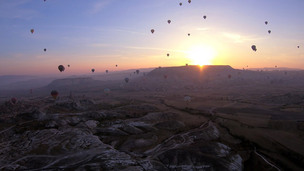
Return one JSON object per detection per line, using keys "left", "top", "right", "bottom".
{"left": 30, "top": 29, "right": 34, "bottom": 34}
{"left": 203, "top": 15, "right": 207, "bottom": 19}
{"left": 297, "top": 46, "right": 300, "bottom": 48}
{"left": 44, "top": 48, "right": 47, "bottom": 52}
{"left": 167, "top": 53, "right": 170, "bottom": 57}
{"left": 51, "top": 90, "right": 58, "bottom": 99}
{"left": 124, "top": 77, "right": 129, "bottom": 83}
{"left": 91, "top": 68, "right": 95, "bottom": 73}
{"left": 268, "top": 30, "right": 271, "bottom": 34}
{"left": 136, "top": 70, "right": 140, "bottom": 74}
{"left": 188, "top": 0, "right": 191, "bottom": 3}
{"left": 68, "top": 64, "right": 70, "bottom": 67}
{"left": 167, "top": 20, "right": 171, "bottom": 24}
{"left": 106, "top": 70, "right": 108, "bottom": 73}
{"left": 116, "top": 64, "right": 118, "bottom": 67}
{"left": 151, "top": 29, "right": 155, "bottom": 34}
{"left": 179, "top": 2, "right": 182, "bottom": 6}
{"left": 251, "top": 45, "right": 257, "bottom": 52}
{"left": 10, "top": 97, "right": 17, "bottom": 105}
{"left": 184, "top": 95, "right": 191, "bottom": 102}
{"left": 188, "top": 33, "right": 190, "bottom": 36}
{"left": 58, "top": 65, "right": 65, "bottom": 72}
{"left": 265, "top": 21, "right": 268, "bottom": 25}
{"left": 104, "top": 88, "right": 111, "bottom": 95}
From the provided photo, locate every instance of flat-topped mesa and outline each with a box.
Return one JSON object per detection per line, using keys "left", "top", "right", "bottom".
{"left": 147, "top": 65, "right": 235, "bottom": 79}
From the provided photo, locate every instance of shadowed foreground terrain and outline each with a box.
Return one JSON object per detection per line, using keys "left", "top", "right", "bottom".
{"left": 0, "top": 65, "right": 304, "bottom": 170}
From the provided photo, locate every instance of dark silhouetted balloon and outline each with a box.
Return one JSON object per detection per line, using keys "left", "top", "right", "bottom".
{"left": 104, "top": 88, "right": 110, "bottom": 95}
{"left": 10, "top": 97, "right": 17, "bottom": 105}
{"left": 30, "top": 29, "right": 34, "bottom": 34}
{"left": 251, "top": 45, "right": 257, "bottom": 52}
{"left": 268, "top": 30, "right": 271, "bottom": 34}
{"left": 136, "top": 70, "right": 140, "bottom": 74}
{"left": 58, "top": 65, "right": 65, "bottom": 72}
{"left": 44, "top": 48, "right": 47, "bottom": 52}
{"left": 297, "top": 46, "right": 300, "bottom": 48}
{"left": 68, "top": 64, "right": 70, "bottom": 67}
{"left": 167, "top": 20, "right": 171, "bottom": 24}
{"left": 167, "top": 53, "right": 170, "bottom": 57}
{"left": 188, "top": 0, "right": 191, "bottom": 3}
{"left": 265, "top": 21, "right": 268, "bottom": 25}
{"left": 203, "top": 15, "right": 207, "bottom": 19}
{"left": 188, "top": 33, "right": 190, "bottom": 36}
{"left": 116, "top": 64, "right": 118, "bottom": 67}
{"left": 151, "top": 29, "right": 155, "bottom": 34}
{"left": 51, "top": 90, "right": 58, "bottom": 99}
{"left": 124, "top": 77, "right": 129, "bottom": 83}
{"left": 91, "top": 68, "right": 95, "bottom": 73}
{"left": 179, "top": 2, "right": 182, "bottom": 6}
{"left": 106, "top": 70, "right": 108, "bottom": 73}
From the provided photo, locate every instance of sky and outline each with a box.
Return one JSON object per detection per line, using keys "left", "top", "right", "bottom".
{"left": 0, "top": 0, "right": 304, "bottom": 75}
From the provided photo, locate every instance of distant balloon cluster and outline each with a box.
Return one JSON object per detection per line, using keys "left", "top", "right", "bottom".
{"left": 20, "top": 0, "right": 303, "bottom": 102}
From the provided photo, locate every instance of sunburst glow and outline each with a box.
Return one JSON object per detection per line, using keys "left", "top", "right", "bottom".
{"left": 187, "top": 45, "right": 216, "bottom": 66}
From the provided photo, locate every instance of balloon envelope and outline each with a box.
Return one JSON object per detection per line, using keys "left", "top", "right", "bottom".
{"left": 251, "top": 45, "right": 257, "bottom": 51}
{"left": 184, "top": 96, "right": 191, "bottom": 102}
{"left": 104, "top": 88, "right": 111, "bottom": 95}
{"left": 58, "top": 65, "right": 65, "bottom": 72}
{"left": 124, "top": 77, "right": 129, "bottom": 83}
{"left": 51, "top": 90, "right": 58, "bottom": 99}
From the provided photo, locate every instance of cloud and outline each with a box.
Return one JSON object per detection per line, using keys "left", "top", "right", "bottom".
{"left": 0, "top": 0, "right": 38, "bottom": 20}
{"left": 89, "top": 43, "right": 112, "bottom": 47}
{"left": 112, "top": 28, "right": 145, "bottom": 35}
{"left": 221, "top": 32, "right": 263, "bottom": 43}
{"left": 195, "top": 27, "right": 210, "bottom": 31}
{"left": 123, "top": 46, "right": 187, "bottom": 53}
{"left": 88, "top": 0, "right": 113, "bottom": 15}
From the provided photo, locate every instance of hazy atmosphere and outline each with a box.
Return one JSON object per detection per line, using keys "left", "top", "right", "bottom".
{"left": 1, "top": 1, "right": 304, "bottom": 171}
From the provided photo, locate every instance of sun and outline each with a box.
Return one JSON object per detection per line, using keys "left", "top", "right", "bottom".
{"left": 187, "top": 45, "right": 216, "bottom": 66}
